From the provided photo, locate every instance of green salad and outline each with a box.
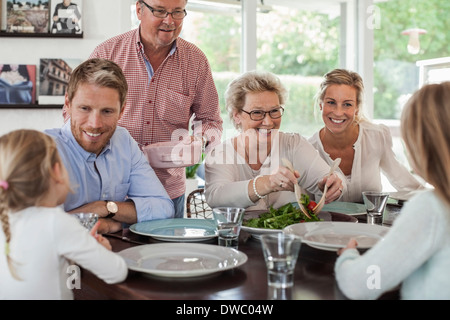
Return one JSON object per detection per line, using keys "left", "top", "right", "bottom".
{"left": 243, "top": 200, "right": 322, "bottom": 230}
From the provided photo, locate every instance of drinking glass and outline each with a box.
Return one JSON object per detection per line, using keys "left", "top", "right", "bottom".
{"left": 212, "top": 207, "right": 245, "bottom": 249}
{"left": 362, "top": 191, "right": 390, "bottom": 217}
{"left": 74, "top": 213, "right": 99, "bottom": 230}
{"left": 260, "top": 233, "right": 302, "bottom": 294}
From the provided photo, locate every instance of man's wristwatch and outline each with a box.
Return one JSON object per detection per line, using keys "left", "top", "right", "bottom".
{"left": 105, "top": 201, "right": 118, "bottom": 219}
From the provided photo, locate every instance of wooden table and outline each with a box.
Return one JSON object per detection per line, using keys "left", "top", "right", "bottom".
{"left": 74, "top": 205, "right": 401, "bottom": 300}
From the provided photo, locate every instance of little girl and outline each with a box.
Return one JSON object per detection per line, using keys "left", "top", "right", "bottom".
{"left": 0, "top": 129, "right": 127, "bottom": 300}
{"left": 335, "top": 82, "right": 450, "bottom": 299}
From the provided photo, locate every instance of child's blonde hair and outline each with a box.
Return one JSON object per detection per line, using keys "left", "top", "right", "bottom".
{"left": 401, "top": 82, "right": 450, "bottom": 208}
{"left": 0, "top": 129, "right": 61, "bottom": 280}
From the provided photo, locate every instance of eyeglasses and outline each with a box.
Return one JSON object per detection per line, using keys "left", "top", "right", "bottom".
{"left": 241, "top": 106, "right": 285, "bottom": 121}
{"left": 140, "top": 1, "right": 187, "bottom": 20}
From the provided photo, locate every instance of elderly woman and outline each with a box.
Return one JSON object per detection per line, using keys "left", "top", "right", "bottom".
{"left": 205, "top": 70, "right": 345, "bottom": 211}
{"left": 308, "top": 69, "right": 423, "bottom": 203}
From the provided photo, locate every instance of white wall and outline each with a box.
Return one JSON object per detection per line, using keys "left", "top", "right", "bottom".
{"left": 0, "top": 0, "right": 134, "bottom": 136}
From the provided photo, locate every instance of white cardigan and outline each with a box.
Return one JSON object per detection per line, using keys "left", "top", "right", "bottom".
{"left": 308, "top": 121, "right": 423, "bottom": 203}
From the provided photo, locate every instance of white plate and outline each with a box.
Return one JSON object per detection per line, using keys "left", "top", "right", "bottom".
{"left": 241, "top": 210, "right": 358, "bottom": 240}
{"left": 118, "top": 243, "right": 248, "bottom": 278}
{"left": 283, "top": 221, "right": 389, "bottom": 251}
{"left": 321, "top": 202, "right": 367, "bottom": 215}
{"left": 130, "top": 218, "right": 217, "bottom": 242}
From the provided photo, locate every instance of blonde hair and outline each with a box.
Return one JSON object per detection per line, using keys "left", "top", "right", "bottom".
{"left": 66, "top": 58, "right": 128, "bottom": 111}
{"left": 225, "top": 70, "right": 288, "bottom": 130}
{"left": 0, "top": 129, "right": 61, "bottom": 280}
{"left": 401, "top": 82, "right": 450, "bottom": 207}
{"left": 315, "top": 68, "right": 367, "bottom": 123}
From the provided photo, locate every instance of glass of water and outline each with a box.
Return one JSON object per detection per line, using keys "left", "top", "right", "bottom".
{"left": 362, "top": 191, "right": 390, "bottom": 217}
{"left": 260, "top": 233, "right": 302, "bottom": 294}
{"left": 74, "top": 213, "right": 99, "bottom": 231}
{"left": 212, "top": 207, "right": 245, "bottom": 249}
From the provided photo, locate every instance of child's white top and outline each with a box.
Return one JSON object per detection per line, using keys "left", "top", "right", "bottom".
{"left": 0, "top": 206, "right": 128, "bottom": 300}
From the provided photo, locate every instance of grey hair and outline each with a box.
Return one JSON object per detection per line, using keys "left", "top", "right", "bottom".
{"left": 225, "top": 70, "right": 288, "bottom": 130}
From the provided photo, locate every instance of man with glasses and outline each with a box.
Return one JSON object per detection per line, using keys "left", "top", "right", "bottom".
{"left": 64, "top": 0, "right": 223, "bottom": 218}
{"left": 204, "top": 70, "right": 345, "bottom": 211}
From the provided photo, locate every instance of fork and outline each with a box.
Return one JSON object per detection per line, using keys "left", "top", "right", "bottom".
{"left": 281, "top": 158, "right": 312, "bottom": 219}
{"left": 282, "top": 157, "right": 341, "bottom": 217}
{"left": 312, "top": 158, "right": 341, "bottom": 213}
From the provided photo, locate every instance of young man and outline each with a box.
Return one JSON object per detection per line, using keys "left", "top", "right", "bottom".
{"left": 47, "top": 58, "right": 174, "bottom": 234}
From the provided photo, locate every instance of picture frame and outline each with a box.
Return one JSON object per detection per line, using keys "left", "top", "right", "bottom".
{"left": 0, "top": 0, "right": 83, "bottom": 38}
{"left": 3, "top": 0, "right": 50, "bottom": 34}
{"left": 0, "top": 64, "right": 37, "bottom": 105}
{"left": 50, "top": 0, "right": 82, "bottom": 35}
{"left": 38, "top": 58, "right": 82, "bottom": 105}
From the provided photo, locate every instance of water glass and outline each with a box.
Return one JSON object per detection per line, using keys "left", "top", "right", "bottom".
{"left": 212, "top": 207, "right": 245, "bottom": 249}
{"left": 260, "top": 233, "right": 302, "bottom": 292}
{"left": 74, "top": 213, "right": 99, "bottom": 231}
{"left": 362, "top": 191, "right": 390, "bottom": 217}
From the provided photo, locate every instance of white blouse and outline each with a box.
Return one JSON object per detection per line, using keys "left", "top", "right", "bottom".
{"left": 308, "top": 121, "right": 423, "bottom": 203}
{"left": 205, "top": 131, "right": 346, "bottom": 211}
{"left": 0, "top": 207, "right": 128, "bottom": 300}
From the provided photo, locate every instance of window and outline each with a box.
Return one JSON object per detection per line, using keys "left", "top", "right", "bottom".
{"left": 374, "top": 0, "right": 450, "bottom": 120}
{"left": 373, "top": 0, "right": 450, "bottom": 172}
{"left": 130, "top": 0, "right": 449, "bottom": 153}
{"left": 182, "top": 1, "right": 341, "bottom": 139}
{"left": 182, "top": 5, "right": 241, "bottom": 139}
{"left": 256, "top": 3, "right": 340, "bottom": 136}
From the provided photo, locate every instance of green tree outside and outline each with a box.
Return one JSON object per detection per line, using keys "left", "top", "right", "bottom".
{"left": 184, "top": 0, "right": 449, "bottom": 137}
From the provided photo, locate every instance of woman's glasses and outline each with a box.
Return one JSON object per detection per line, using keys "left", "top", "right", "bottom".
{"left": 241, "top": 106, "right": 284, "bottom": 121}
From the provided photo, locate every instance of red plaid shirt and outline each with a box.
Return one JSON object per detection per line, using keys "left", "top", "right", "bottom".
{"left": 65, "top": 28, "right": 222, "bottom": 199}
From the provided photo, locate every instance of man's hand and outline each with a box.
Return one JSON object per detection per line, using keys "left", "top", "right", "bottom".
{"left": 97, "top": 218, "right": 123, "bottom": 234}
{"left": 69, "top": 200, "right": 109, "bottom": 217}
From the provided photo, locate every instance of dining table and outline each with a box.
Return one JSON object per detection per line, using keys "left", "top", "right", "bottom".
{"left": 73, "top": 204, "right": 402, "bottom": 301}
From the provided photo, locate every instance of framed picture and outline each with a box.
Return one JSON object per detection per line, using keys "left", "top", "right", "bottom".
{"left": 4, "top": 0, "right": 49, "bottom": 33}
{"left": 50, "top": 0, "right": 82, "bottom": 35}
{"left": 38, "top": 58, "right": 81, "bottom": 104}
{"left": 0, "top": 64, "right": 37, "bottom": 104}
{"left": 0, "top": 0, "right": 6, "bottom": 31}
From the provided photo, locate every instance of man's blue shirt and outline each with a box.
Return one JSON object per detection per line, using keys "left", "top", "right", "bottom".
{"left": 45, "top": 121, "right": 174, "bottom": 221}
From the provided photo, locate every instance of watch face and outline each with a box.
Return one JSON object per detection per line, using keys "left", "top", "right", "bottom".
{"left": 107, "top": 201, "right": 118, "bottom": 213}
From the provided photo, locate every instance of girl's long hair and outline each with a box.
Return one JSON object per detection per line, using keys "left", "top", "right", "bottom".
{"left": 0, "top": 129, "right": 60, "bottom": 280}
{"left": 401, "top": 82, "right": 450, "bottom": 208}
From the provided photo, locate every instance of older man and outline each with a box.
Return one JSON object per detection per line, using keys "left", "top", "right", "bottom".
{"left": 64, "top": 0, "right": 223, "bottom": 218}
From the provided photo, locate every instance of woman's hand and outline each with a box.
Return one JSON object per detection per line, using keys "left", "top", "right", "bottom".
{"left": 337, "top": 238, "right": 358, "bottom": 255}
{"left": 250, "top": 166, "right": 300, "bottom": 202}
{"left": 269, "top": 166, "right": 300, "bottom": 192}
{"left": 318, "top": 172, "right": 343, "bottom": 203}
